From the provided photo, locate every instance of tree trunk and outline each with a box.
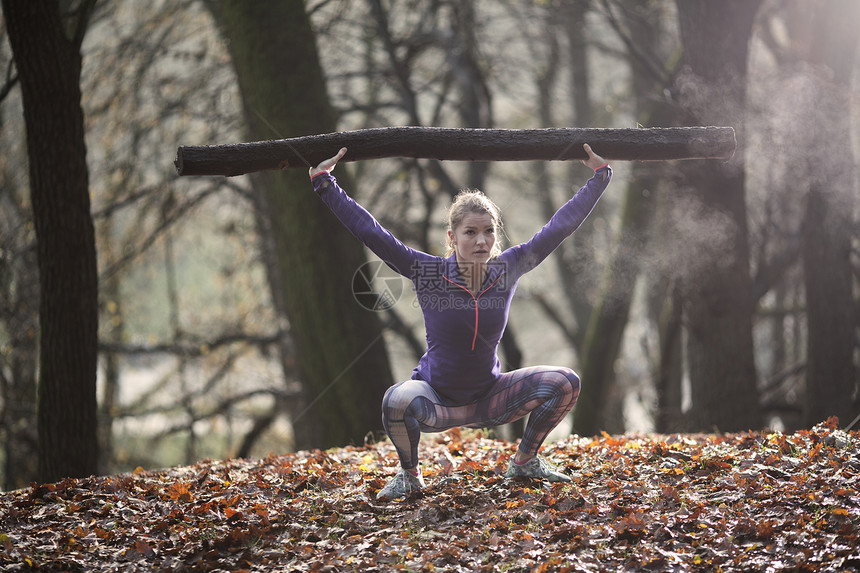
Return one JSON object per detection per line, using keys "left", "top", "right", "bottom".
{"left": 560, "top": 0, "right": 599, "bottom": 361}
{"left": 448, "top": 0, "right": 494, "bottom": 190}
{"left": 676, "top": 0, "right": 762, "bottom": 433}
{"left": 2, "top": 0, "right": 100, "bottom": 482}
{"left": 654, "top": 279, "right": 685, "bottom": 433}
{"left": 529, "top": 0, "right": 595, "bottom": 362}
{"left": 574, "top": 0, "right": 676, "bottom": 436}
{"left": 576, "top": 170, "right": 658, "bottom": 435}
{"left": 174, "top": 126, "right": 737, "bottom": 177}
{"left": 799, "top": 0, "right": 858, "bottom": 427}
{"left": 212, "top": 0, "right": 394, "bottom": 451}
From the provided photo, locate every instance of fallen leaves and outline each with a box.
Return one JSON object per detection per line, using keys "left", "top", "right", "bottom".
{"left": 1, "top": 418, "right": 858, "bottom": 571}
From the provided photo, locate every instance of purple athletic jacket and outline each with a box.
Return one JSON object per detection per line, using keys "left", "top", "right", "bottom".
{"left": 312, "top": 167, "right": 611, "bottom": 405}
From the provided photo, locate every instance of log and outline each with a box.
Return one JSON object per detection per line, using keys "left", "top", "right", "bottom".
{"left": 174, "top": 126, "right": 736, "bottom": 177}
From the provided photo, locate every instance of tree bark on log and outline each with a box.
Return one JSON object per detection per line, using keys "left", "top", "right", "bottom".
{"left": 174, "top": 126, "right": 735, "bottom": 177}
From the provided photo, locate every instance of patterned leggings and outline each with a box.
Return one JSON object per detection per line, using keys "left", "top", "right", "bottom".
{"left": 381, "top": 366, "right": 581, "bottom": 470}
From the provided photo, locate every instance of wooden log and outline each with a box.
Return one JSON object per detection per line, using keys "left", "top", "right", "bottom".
{"left": 174, "top": 126, "right": 735, "bottom": 177}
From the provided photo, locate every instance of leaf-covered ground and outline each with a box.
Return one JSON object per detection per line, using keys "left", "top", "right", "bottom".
{"left": 2, "top": 419, "right": 859, "bottom": 572}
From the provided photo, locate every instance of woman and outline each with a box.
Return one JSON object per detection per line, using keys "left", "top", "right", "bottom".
{"left": 309, "top": 144, "right": 611, "bottom": 500}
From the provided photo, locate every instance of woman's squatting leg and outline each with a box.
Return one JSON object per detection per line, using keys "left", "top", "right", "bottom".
{"left": 381, "top": 366, "right": 580, "bottom": 470}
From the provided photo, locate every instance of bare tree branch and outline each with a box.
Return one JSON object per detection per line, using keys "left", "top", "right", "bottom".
{"left": 175, "top": 126, "right": 737, "bottom": 177}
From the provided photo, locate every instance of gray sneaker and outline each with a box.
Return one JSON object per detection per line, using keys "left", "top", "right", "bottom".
{"left": 506, "top": 456, "right": 571, "bottom": 483}
{"left": 376, "top": 468, "right": 425, "bottom": 500}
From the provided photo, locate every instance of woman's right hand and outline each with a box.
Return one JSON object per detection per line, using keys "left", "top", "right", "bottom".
{"left": 309, "top": 147, "right": 348, "bottom": 178}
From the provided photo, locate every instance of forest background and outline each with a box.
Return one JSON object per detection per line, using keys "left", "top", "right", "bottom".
{"left": 0, "top": 0, "right": 858, "bottom": 490}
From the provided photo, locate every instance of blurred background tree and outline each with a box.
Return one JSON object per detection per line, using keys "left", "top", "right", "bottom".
{"left": 208, "top": 0, "right": 396, "bottom": 451}
{"left": 674, "top": 0, "right": 762, "bottom": 433}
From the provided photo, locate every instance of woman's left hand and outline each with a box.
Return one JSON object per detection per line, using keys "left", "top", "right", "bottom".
{"left": 581, "top": 143, "right": 608, "bottom": 170}
{"left": 309, "top": 147, "right": 348, "bottom": 178}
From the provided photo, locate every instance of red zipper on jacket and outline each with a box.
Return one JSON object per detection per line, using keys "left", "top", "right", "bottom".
{"left": 442, "top": 273, "right": 504, "bottom": 351}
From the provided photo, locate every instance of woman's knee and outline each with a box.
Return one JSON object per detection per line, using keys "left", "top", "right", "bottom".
{"left": 383, "top": 380, "right": 411, "bottom": 407}
{"left": 382, "top": 382, "right": 401, "bottom": 409}
{"left": 560, "top": 367, "right": 581, "bottom": 395}
{"left": 382, "top": 379, "right": 434, "bottom": 421}
{"left": 550, "top": 367, "right": 580, "bottom": 405}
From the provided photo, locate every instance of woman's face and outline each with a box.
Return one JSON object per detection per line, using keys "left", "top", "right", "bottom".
{"left": 448, "top": 212, "right": 496, "bottom": 265}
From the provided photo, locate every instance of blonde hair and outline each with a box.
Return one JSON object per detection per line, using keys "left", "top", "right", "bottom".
{"left": 445, "top": 189, "right": 503, "bottom": 258}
